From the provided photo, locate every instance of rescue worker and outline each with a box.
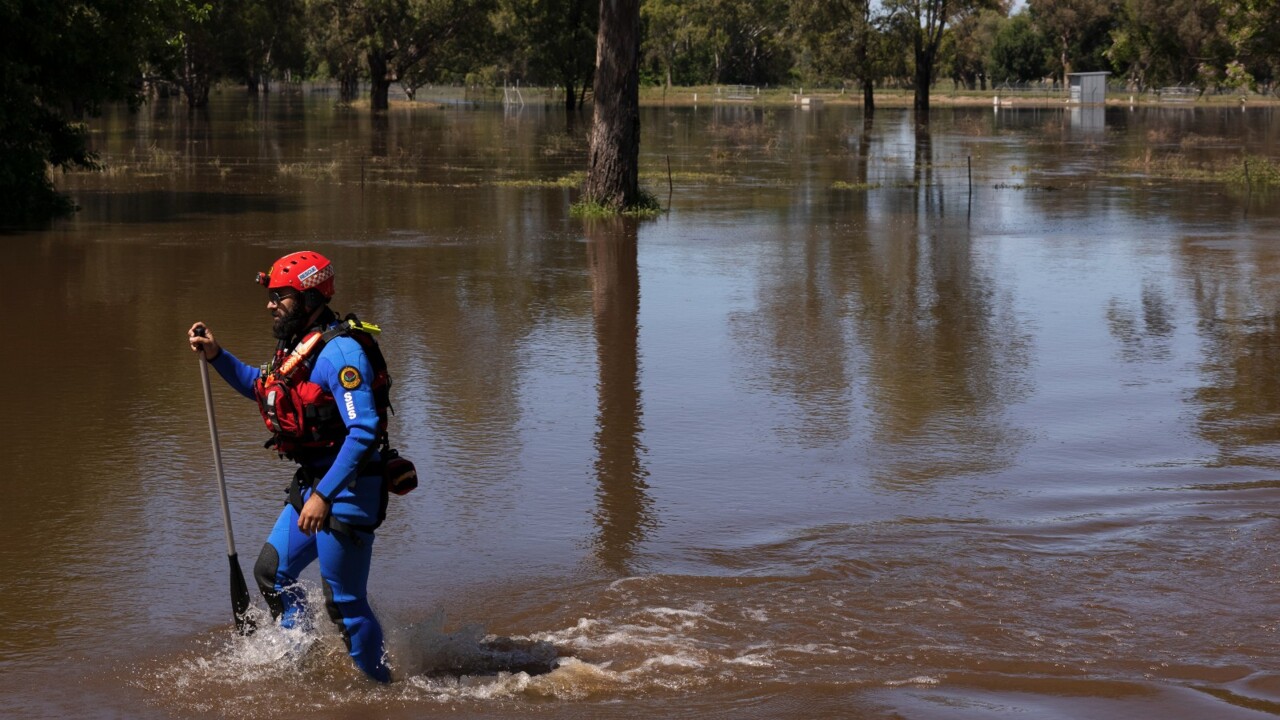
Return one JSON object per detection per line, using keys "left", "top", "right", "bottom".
{"left": 188, "top": 251, "right": 391, "bottom": 683}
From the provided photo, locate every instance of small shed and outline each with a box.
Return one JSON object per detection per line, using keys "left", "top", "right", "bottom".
{"left": 1068, "top": 72, "right": 1110, "bottom": 104}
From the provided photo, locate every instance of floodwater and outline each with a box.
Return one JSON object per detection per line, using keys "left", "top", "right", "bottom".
{"left": 4, "top": 91, "right": 1280, "bottom": 719}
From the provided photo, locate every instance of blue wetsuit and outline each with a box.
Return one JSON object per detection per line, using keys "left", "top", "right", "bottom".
{"left": 210, "top": 324, "right": 390, "bottom": 683}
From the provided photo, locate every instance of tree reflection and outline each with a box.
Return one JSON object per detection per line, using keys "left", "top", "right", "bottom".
{"left": 1179, "top": 238, "right": 1280, "bottom": 466}
{"left": 854, "top": 145, "right": 1030, "bottom": 486}
{"left": 585, "top": 217, "right": 653, "bottom": 574}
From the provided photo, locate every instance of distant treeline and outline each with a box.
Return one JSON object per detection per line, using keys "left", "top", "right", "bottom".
{"left": 5, "top": 0, "right": 1280, "bottom": 222}
{"left": 93, "top": 0, "right": 1280, "bottom": 111}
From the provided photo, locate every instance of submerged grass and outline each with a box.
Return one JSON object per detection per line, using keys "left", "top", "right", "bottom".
{"left": 570, "top": 188, "right": 663, "bottom": 218}
{"left": 277, "top": 161, "right": 339, "bottom": 179}
{"left": 97, "top": 143, "right": 183, "bottom": 177}
{"left": 494, "top": 172, "right": 583, "bottom": 188}
{"left": 1113, "top": 152, "right": 1280, "bottom": 187}
{"left": 832, "top": 181, "right": 882, "bottom": 191}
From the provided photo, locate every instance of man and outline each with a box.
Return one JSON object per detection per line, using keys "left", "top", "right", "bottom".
{"left": 188, "top": 250, "right": 391, "bottom": 683}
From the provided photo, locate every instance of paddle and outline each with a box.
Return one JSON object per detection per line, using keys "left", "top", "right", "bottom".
{"left": 194, "top": 327, "right": 255, "bottom": 634}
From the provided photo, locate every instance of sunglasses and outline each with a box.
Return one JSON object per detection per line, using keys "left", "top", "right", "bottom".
{"left": 268, "top": 289, "right": 298, "bottom": 304}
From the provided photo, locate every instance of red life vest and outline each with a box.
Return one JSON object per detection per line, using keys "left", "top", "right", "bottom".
{"left": 254, "top": 319, "right": 392, "bottom": 461}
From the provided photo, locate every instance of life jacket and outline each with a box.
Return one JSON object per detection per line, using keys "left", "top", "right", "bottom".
{"left": 254, "top": 315, "right": 392, "bottom": 463}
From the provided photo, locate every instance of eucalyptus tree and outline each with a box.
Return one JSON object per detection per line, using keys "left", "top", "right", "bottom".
{"left": 1107, "top": 0, "right": 1226, "bottom": 88}
{"left": 944, "top": 5, "right": 1006, "bottom": 90}
{"left": 152, "top": 1, "right": 232, "bottom": 108}
{"left": 584, "top": 0, "right": 642, "bottom": 211}
{"left": 306, "top": 0, "right": 364, "bottom": 101}
{"left": 885, "top": 0, "right": 1000, "bottom": 116}
{"left": 986, "top": 11, "right": 1049, "bottom": 83}
{"left": 790, "top": 0, "right": 887, "bottom": 109}
{"left": 502, "top": 0, "right": 598, "bottom": 109}
{"left": 1212, "top": 0, "right": 1280, "bottom": 90}
{"left": 306, "top": 0, "right": 493, "bottom": 110}
{"left": 641, "top": 0, "right": 705, "bottom": 87}
{"left": 221, "top": 0, "right": 308, "bottom": 93}
{"left": 639, "top": 0, "right": 788, "bottom": 86}
{"left": 387, "top": 0, "right": 495, "bottom": 109}
{"left": 1028, "top": 0, "right": 1116, "bottom": 85}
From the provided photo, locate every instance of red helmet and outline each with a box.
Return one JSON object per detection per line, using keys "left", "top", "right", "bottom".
{"left": 255, "top": 251, "right": 335, "bottom": 300}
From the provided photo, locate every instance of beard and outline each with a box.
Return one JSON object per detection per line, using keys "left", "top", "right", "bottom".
{"left": 272, "top": 301, "right": 312, "bottom": 341}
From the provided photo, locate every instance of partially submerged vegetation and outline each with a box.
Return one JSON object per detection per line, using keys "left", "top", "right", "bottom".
{"left": 277, "top": 161, "right": 340, "bottom": 179}
{"left": 1114, "top": 152, "right": 1280, "bottom": 187}
{"left": 832, "top": 181, "right": 882, "bottom": 191}
{"left": 571, "top": 189, "right": 663, "bottom": 218}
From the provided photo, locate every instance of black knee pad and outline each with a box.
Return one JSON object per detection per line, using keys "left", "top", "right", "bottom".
{"left": 254, "top": 543, "right": 284, "bottom": 619}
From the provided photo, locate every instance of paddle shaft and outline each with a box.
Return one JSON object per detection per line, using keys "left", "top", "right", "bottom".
{"left": 195, "top": 331, "right": 254, "bottom": 633}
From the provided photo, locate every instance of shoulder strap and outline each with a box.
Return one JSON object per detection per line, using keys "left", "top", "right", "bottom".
{"left": 274, "top": 330, "right": 325, "bottom": 380}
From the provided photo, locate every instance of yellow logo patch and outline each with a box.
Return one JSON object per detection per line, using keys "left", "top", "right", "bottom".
{"left": 339, "top": 366, "right": 362, "bottom": 390}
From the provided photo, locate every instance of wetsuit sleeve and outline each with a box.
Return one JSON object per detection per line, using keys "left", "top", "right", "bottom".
{"left": 312, "top": 339, "right": 379, "bottom": 500}
{"left": 209, "top": 349, "right": 259, "bottom": 401}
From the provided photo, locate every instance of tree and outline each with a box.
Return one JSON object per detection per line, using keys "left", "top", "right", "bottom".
{"left": 1029, "top": 0, "right": 1116, "bottom": 86}
{"left": 944, "top": 6, "right": 1006, "bottom": 90}
{"left": 221, "top": 0, "right": 308, "bottom": 93}
{"left": 791, "top": 0, "right": 886, "bottom": 110}
{"left": 306, "top": 0, "right": 364, "bottom": 102}
{"left": 152, "top": 1, "right": 229, "bottom": 108}
{"left": 987, "top": 11, "right": 1049, "bottom": 83}
{"left": 1, "top": 0, "right": 155, "bottom": 222}
{"left": 640, "top": 0, "right": 696, "bottom": 88}
{"left": 505, "top": 0, "right": 598, "bottom": 110}
{"left": 583, "top": 0, "right": 641, "bottom": 211}
{"left": 1106, "top": 0, "right": 1224, "bottom": 89}
{"left": 1215, "top": 0, "right": 1280, "bottom": 90}
{"left": 887, "top": 0, "right": 998, "bottom": 116}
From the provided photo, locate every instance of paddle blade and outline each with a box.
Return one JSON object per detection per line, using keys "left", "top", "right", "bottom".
{"left": 228, "top": 553, "right": 256, "bottom": 635}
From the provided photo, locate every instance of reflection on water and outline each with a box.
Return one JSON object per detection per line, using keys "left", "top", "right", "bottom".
{"left": 1180, "top": 234, "right": 1280, "bottom": 467}
{"left": 586, "top": 218, "right": 652, "bottom": 574}
{"left": 5, "top": 95, "right": 1280, "bottom": 719}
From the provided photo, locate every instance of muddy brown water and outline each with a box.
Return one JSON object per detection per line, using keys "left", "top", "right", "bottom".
{"left": 4, "top": 93, "right": 1280, "bottom": 719}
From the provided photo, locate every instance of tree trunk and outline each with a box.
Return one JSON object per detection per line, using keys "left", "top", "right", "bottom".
{"left": 565, "top": 81, "right": 577, "bottom": 111}
{"left": 339, "top": 73, "right": 360, "bottom": 104}
{"left": 369, "top": 51, "right": 391, "bottom": 111}
{"left": 584, "top": 0, "right": 642, "bottom": 210}
{"left": 914, "top": 51, "right": 932, "bottom": 117}
{"left": 863, "top": 77, "right": 874, "bottom": 113}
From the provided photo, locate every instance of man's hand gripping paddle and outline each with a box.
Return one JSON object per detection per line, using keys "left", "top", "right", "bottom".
{"left": 194, "top": 327, "right": 256, "bottom": 634}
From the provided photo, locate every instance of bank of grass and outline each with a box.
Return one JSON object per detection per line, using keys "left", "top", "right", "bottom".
{"left": 570, "top": 188, "right": 663, "bottom": 218}
{"left": 1112, "top": 152, "right": 1280, "bottom": 187}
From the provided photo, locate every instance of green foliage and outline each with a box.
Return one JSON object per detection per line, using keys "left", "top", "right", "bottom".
{"left": 641, "top": 0, "right": 790, "bottom": 87}
{"left": 885, "top": 0, "right": 1003, "bottom": 111}
{"left": 1029, "top": 0, "right": 1116, "bottom": 84}
{"left": 1103, "top": 0, "right": 1237, "bottom": 89}
{"left": 987, "top": 11, "right": 1049, "bottom": 83}
{"left": 789, "top": 0, "right": 887, "bottom": 91}
{"left": 1225, "top": 155, "right": 1280, "bottom": 187}
{"left": 500, "top": 0, "right": 597, "bottom": 107}
{"left": 0, "top": 0, "right": 156, "bottom": 223}
{"left": 944, "top": 7, "right": 1006, "bottom": 89}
